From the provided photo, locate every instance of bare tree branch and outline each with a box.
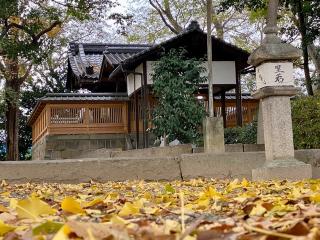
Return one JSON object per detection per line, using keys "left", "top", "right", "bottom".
{"left": 162, "top": 0, "right": 183, "bottom": 33}
{"left": 149, "top": 0, "right": 180, "bottom": 34}
{"left": 33, "top": 21, "right": 62, "bottom": 42}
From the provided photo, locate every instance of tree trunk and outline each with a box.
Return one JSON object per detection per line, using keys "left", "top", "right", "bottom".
{"left": 301, "top": 42, "right": 314, "bottom": 95}
{"left": 308, "top": 44, "right": 320, "bottom": 90}
{"left": 308, "top": 44, "right": 320, "bottom": 75}
{"left": 5, "top": 97, "right": 19, "bottom": 161}
{"left": 5, "top": 60, "right": 20, "bottom": 161}
{"left": 296, "top": 0, "right": 314, "bottom": 96}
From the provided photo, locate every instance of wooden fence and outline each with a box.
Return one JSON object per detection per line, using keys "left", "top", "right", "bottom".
{"left": 32, "top": 103, "right": 128, "bottom": 143}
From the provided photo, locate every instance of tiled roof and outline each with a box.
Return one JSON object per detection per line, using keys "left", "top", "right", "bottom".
{"left": 67, "top": 21, "right": 250, "bottom": 88}
{"left": 68, "top": 43, "right": 152, "bottom": 80}
{"left": 40, "top": 93, "right": 129, "bottom": 101}
{"left": 104, "top": 53, "right": 132, "bottom": 66}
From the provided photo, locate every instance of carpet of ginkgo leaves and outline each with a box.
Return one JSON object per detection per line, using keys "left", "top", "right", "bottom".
{"left": 0, "top": 179, "right": 320, "bottom": 240}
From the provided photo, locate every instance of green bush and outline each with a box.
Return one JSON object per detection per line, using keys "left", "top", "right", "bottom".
{"left": 151, "top": 48, "right": 206, "bottom": 143}
{"left": 224, "top": 96, "right": 320, "bottom": 149}
{"left": 292, "top": 95, "right": 320, "bottom": 149}
{"left": 224, "top": 120, "right": 257, "bottom": 144}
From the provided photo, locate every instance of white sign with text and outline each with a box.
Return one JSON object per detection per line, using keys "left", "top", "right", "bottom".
{"left": 256, "top": 62, "right": 294, "bottom": 89}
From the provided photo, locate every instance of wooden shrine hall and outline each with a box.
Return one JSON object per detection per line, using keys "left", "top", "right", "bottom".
{"left": 28, "top": 21, "right": 259, "bottom": 160}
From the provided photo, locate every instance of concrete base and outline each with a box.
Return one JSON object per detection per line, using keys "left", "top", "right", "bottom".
{"left": 203, "top": 116, "right": 225, "bottom": 153}
{"left": 252, "top": 159, "right": 312, "bottom": 181}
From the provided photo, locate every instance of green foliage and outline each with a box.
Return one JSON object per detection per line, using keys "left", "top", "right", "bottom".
{"left": 0, "top": 0, "right": 116, "bottom": 160}
{"left": 291, "top": 95, "right": 320, "bottom": 149}
{"left": 224, "top": 121, "right": 257, "bottom": 144}
{"left": 0, "top": 62, "right": 66, "bottom": 160}
{"left": 224, "top": 96, "right": 320, "bottom": 149}
{"left": 0, "top": 0, "right": 114, "bottom": 63}
{"left": 151, "top": 48, "right": 206, "bottom": 143}
{"left": 220, "top": 0, "right": 320, "bottom": 43}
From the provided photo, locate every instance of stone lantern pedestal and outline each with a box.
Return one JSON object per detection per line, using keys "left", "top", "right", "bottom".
{"left": 251, "top": 86, "right": 312, "bottom": 180}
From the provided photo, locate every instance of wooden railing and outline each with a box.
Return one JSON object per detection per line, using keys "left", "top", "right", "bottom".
{"left": 128, "top": 98, "right": 259, "bottom": 132}
{"left": 209, "top": 101, "right": 258, "bottom": 128}
{"left": 32, "top": 102, "right": 128, "bottom": 143}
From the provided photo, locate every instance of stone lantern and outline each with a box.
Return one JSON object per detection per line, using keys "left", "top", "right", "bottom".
{"left": 248, "top": 0, "right": 312, "bottom": 180}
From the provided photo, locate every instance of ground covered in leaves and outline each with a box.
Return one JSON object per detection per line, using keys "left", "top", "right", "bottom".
{"left": 0, "top": 179, "right": 320, "bottom": 240}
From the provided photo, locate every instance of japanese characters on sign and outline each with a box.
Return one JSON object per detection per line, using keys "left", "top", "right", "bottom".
{"left": 256, "top": 62, "right": 294, "bottom": 89}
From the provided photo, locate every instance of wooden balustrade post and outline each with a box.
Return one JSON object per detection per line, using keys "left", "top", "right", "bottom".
{"left": 46, "top": 105, "right": 51, "bottom": 135}
{"left": 83, "top": 105, "right": 90, "bottom": 130}
{"left": 122, "top": 102, "right": 129, "bottom": 133}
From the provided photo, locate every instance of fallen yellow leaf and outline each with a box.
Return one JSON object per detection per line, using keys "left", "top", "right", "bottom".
{"left": 110, "top": 215, "right": 128, "bottom": 226}
{"left": 52, "top": 224, "right": 72, "bottom": 240}
{"left": 118, "top": 202, "right": 140, "bottom": 217}
{"left": 250, "top": 204, "right": 267, "bottom": 216}
{"left": 61, "top": 197, "right": 85, "bottom": 214}
{"left": 310, "top": 193, "right": 320, "bottom": 203}
{"left": 84, "top": 198, "right": 104, "bottom": 208}
{"left": 16, "top": 196, "right": 56, "bottom": 219}
{"left": 0, "top": 205, "right": 8, "bottom": 213}
{"left": 0, "top": 220, "right": 15, "bottom": 236}
{"left": 241, "top": 178, "right": 249, "bottom": 187}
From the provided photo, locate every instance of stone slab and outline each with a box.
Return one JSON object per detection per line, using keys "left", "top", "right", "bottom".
{"left": 180, "top": 152, "right": 265, "bottom": 180}
{"left": 112, "top": 144, "right": 192, "bottom": 158}
{"left": 193, "top": 144, "right": 265, "bottom": 153}
{"left": 0, "top": 157, "right": 181, "bottom": 183}
{"left": 225, "top": 144, "right": 243, "bottom": 152}
{"left": 252, "top": 162, "right": 312, "bottom": 181}
{"left": 243, "top": 144, "right": 265, "bottom": 152}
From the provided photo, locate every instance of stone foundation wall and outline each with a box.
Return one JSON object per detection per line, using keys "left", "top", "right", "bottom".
{"left": 32, "top": 134, "right": 127, "bottom": 160}
{"left": 32, "top": 133, "right": 157, "bottom": 160}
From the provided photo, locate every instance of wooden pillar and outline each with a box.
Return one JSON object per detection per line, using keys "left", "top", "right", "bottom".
{"left": 142, "top": 62, "right": 149, "bottom": 148}
{"left": 235, "top": 63, "right": 243, "bottom": 126}
{"left": 221, "top": 90, "right": 226, "bottom": 128}
{"left": 127, "top": 100, "right": 131, "bottom": 134}
{"left": 134, "top": 74, "right": 139, "bottom": 149}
